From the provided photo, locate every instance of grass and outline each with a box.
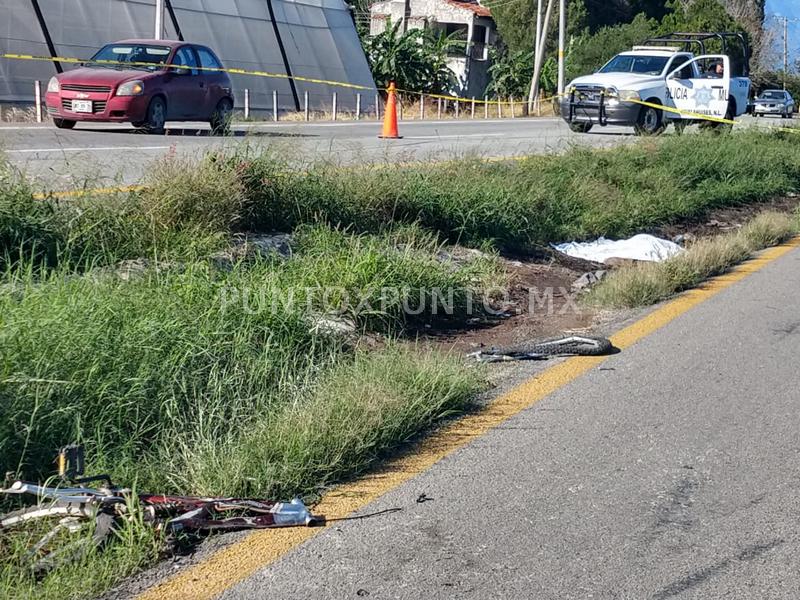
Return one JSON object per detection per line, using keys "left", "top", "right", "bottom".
{"left": 588, "top": 211, "right": 800, "bottom": 308}
{"left": 0, "top": 160, "right": 62, "bottom": 269}
{"left": 238, "top": 129, "right": 800, "bottom": 252}
{"left": 0, "top": 224, "right": 493, "bottom": 598}
{"left": 1, "top": 347, "right": 482, "bottom": 600}
{"left": 5, "top": 130, "right": 800, "bottom": 268}
{"left": 1, "top": 501, "right": 160, "bottom": 600}
{"left": 2, "top": 129, "right": 800, "bottom": 599}
{"left": 0, "top": 152, "right": 246, "bottom": 272}
{"left": 165, "top": 347, "right": 481, "bottom": 497}
{"left": 0, "top": 225, "right": 499, "bottom": 490}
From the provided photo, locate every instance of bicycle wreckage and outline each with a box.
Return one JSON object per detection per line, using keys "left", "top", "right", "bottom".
{"left": 1, "top": 445, "right": 324, "bottom": 576}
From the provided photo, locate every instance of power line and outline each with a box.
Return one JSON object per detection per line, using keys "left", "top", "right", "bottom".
{"left": 482, "top": 0, "right": 525, "bottom": 10}
{"left": 767, "top": 13, "right": 800, "bottom": 24}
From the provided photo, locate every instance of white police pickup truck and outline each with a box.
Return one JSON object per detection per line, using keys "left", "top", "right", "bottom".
{"left": 561, "top": 32, "right": 752, "bottom": 135}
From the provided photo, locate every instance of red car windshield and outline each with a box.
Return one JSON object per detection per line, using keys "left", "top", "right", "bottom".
{"left": 88, "top": 44, "right": 172, "bottom": 71}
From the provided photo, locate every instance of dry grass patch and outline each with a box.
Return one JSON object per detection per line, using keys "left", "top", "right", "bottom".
{"left": 588, "top": 211, "right": 799, "bottom": 308}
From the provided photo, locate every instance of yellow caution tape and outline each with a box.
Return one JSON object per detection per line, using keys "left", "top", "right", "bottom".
{"left": 630, "top": 97, "right": 800, "bottom": 133}
{"left": 394, "top": 87, "right": 564, "bottom": 107}
{"left": 630, "top": 97, "right": 736, "bottom": 125}
{"left": 1, "top": 52, "right": 553, "bottom": 106}
{"left": 567, "top": 92, "right": 800, "bottom": 132}
{"left": 0, "top": 52, "right": 376, "bottom": 92}
{"left": 5, "top": 52, "right": 798, "bottom": 131}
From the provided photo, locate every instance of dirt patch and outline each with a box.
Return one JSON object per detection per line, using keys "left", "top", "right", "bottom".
{"left": 653, "top": 195, "right": 800, "bottom": 240}
{"left": 423, "top": 254, "right": 598, "bottom": 355}
{"left": 424, "top": 196, "right": 800, "bottom": 356}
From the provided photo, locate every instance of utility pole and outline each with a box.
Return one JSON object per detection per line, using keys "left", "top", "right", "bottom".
{"left": 557, "top": 0, "right": 566, "bottom": 95}
{"left": 154, "top": 0, "right": 164, "bottom": 40}
{"left": 530, "top": 0, "right": 542, "bottom": 112}
{"left": 783, "top": 16, "right": 789, "bottom": 90}
{"left": 528, "top": 0, "right": 554, "bottom": 110}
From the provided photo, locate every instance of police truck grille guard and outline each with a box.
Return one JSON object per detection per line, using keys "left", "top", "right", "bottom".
{"left": 567, "top": 85, "right": 608, "bottom": 126}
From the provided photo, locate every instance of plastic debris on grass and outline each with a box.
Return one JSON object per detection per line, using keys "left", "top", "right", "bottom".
{"left": 553, "top": 234, "right": 684, "bottom": 264}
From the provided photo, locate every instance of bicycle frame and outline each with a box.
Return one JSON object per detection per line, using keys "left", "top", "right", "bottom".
{"left": 2, "top": 481, "right": 124, "bottom": 505}
{"left": 3, "top": 481, "right": 323, "bottom": 528}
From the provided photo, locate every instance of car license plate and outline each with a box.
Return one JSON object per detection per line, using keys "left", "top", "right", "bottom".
{"left": 72, "top": 100, "right": 93, "bottom": 113}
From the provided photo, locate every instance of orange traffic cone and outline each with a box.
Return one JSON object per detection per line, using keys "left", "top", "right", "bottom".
{"left": 378, "top": 81, "right": 402, "bottom": 139}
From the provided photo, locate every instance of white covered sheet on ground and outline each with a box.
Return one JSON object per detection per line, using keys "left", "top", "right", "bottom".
{"left": 553, "top": 234, "right": 684, "bottom": 264}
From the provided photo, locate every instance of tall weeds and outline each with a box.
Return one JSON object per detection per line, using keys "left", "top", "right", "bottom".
{"left": 589, "top": 212, "right": 799, "bottom": 308}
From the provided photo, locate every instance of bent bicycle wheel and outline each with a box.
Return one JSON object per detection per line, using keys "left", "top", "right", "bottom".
{"left": 482, "top": 335, "right": 614, "bottom": 359}
{"left": 526, "top": 335, "right": 614, "bottom": 356}
{"left": 1, "top": 504, "right": 116, "bottom": 577}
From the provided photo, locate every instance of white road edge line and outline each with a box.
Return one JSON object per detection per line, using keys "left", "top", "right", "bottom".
{"left": 404, "top": 133, "right": 511, "bottom": 140}
{"left": 7, "top": 145, "right": 172, "bottom": 154}
{"left": 0, "top": 118, "right": 564, "bottom": 131}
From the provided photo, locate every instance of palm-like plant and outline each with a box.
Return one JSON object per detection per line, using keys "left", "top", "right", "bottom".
{"left": 485, "top": 48, "right": 534, "bottom": 97}
{"left": 424, "top": 27, "right": 466, "bottom": 92}
{"left": 365, "top": 20, "right": 462, "bottom": 94}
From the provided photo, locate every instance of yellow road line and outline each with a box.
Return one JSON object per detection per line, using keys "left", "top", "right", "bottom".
{"left": 137, "top": 236, "right": 800, "bottom": 600}
{"left": 32, "top": 156, "right": 528, "bottom": 200}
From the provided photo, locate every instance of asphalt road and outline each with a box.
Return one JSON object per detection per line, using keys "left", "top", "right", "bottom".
{"left": 2, "top": 114, "right": 789, "bottom": 191}
{"left": 216, "top": 243, "right": 800, "bottom": 600}
{"left": 1, "top": 117, "right": 634, "bottom": 190}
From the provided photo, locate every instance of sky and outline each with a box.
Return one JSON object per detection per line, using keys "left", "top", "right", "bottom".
{"left": 765, "top": 0, "right": 799, "bottom": 69}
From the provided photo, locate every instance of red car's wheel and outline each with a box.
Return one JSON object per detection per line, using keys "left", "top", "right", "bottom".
{"left": 137, "top": 97, "right": 166, "bottom": 134}
{"left": 53, "top": 118, "right": 76, "bottom": 130}
{"left": 210, "top": 98, "right": 233, "bottom": 136}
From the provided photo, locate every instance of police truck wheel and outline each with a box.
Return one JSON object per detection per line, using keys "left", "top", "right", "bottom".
{"left": 713, "top": 101, "right": 735, "bottom": 132}
{"left": 634, "top": 106, "right": 663, "bottom": 136}
{"left": 568, "top": 122, "right": 593, "bottom": 133}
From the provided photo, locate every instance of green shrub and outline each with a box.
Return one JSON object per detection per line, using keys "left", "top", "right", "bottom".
{"left": 0, "top": 162, "right": 63, "bottom": 268}
{"left": 239, "top": 131, "right": 800, "bottom": 253}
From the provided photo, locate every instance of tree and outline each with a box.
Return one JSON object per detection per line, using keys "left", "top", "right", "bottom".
{"left": 364, "top": 21, "right": 464, "bottom": 94}
{"left": 564, "top": 0, "right": 750, "bottom": 79}
{"left": 485, "top": 0, "right": 542, "bottom": 58}
{"left": 489, "top": 0, "right": 678, "bottom": 58}
{"left": 484, "top": 0, "right": 757, "bottom": 101}
{"left": 566, "top": 13, "right": 659, "bottom": 80}
{"left": 661, "top": 0, "right": 741, "bottom": 33}
{"left": 485, "top": 48, "right": 534, "bottom": 97}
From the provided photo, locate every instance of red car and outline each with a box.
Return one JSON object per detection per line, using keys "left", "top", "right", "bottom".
{"left": 45, "top": 39, "right": 234, "bottom": 134}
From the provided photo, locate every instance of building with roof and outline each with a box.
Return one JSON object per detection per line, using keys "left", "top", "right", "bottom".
{"left": 368, "top": 0, "right": 496, "bottom": 97}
